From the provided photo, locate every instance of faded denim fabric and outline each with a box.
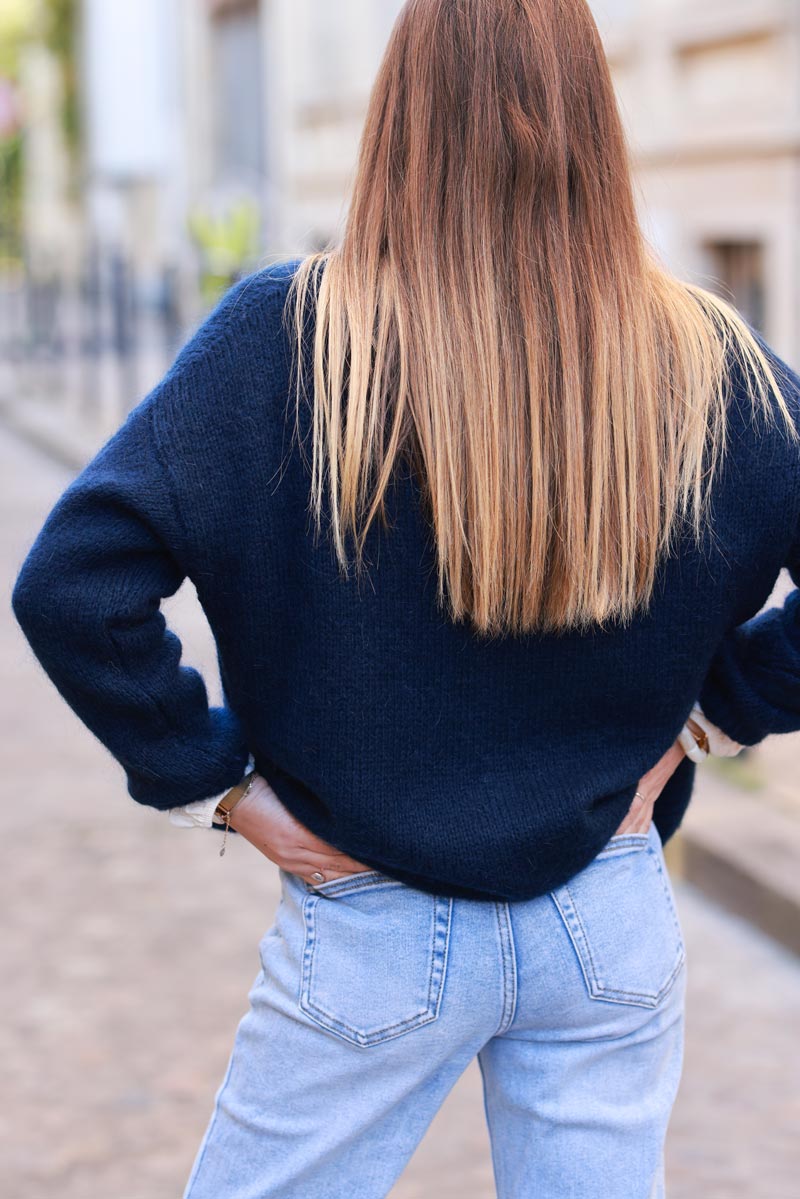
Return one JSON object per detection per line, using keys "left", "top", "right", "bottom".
{"left": 183, "top": 819, "right": 686, "bottom": 1199}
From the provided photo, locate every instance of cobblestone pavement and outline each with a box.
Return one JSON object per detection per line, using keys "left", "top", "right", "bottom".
{"left": 3, "top": 424, "right": 799, "bottom": 1199}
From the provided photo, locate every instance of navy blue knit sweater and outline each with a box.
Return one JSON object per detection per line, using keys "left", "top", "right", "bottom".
{"left": 11, "top": 258, "right": 800, "bottom": 901}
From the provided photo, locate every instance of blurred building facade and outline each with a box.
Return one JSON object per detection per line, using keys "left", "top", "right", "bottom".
{"left": 17, "top": 0, "right": 799, "bottom": 358}
{"left": 9, "top": 0, "right": 800, "bottom": 457}
{"left": 592, "top": 0, "right": 800, "bottom": 357}
{"left": 77, "top": 0, "right": 404, "bottom": 288}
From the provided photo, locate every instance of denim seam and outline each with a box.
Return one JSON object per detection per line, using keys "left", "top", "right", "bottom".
{"left": 429, "top": 896, "right": 454, "bottom": 1019}
{"left": 649, "top": 849, "right": 685, "bottom": 950}
{"left": 303, "top": 870, "right": 387, "bottom": 898}
{"left": 494, "top": 902, "right": 518, "bottom": 1035}
{"left": 596, "top": 832, "right": 651, "bottom": 859}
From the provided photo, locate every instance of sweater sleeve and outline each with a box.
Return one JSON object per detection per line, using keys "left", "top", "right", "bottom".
{"left": 167, "top": 753, "right": 255, "bottom": 829}
{"left": 697, "top": 526, "right": 800, "bottom": 747}
{"left": 10, "top": 382, "right": 252, "bottom": 812}
{"left": 688, "top": 702, "right": 744, "bottom": 757}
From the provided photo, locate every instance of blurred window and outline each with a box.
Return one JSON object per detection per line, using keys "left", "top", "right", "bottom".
{"left": 211, "top": 0, "right": 264, "bottom": 185}
{"left": 588, "top": 0, "right": 636, "bottom": 31}
{"left": 307, "top": 1, "right": 347, "bottom": 102}
{"left": 706, "top": 240, "right": 766, "bottom": 333}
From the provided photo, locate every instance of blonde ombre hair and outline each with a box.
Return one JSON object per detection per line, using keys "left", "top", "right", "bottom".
{"left": 284, "top": 0, "right": 799, "bottom": 638}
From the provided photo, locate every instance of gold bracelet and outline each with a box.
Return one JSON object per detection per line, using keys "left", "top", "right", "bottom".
{"left": 215, "top": 770, "right": 259, "bottom": 857}
{"left": 685, "top": 716, "right": 710, "bottom": 753}
{"left": 678, "top": 718, "right": 709, "bottom": 763}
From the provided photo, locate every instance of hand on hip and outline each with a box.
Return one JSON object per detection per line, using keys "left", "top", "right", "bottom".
{"left": 614, "top": 739, "right": 687, "bottom": 836}
{"left": 228, "top": 773, "right": 372, "bottom": 883}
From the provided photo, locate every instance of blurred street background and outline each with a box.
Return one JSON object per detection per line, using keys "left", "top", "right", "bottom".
{"left": 2, "top": 0, "right": 799, "bottom": 1195}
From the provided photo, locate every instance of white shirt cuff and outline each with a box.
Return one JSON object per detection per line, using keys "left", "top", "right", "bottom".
{"left": 690, "top": 703, "right": 745, "bottom": 757}
{"left": 168, "top": 794, "right": 223, "bottom": 828}
{"left": 167, "top": 754, "right": 256, "bottom": 828}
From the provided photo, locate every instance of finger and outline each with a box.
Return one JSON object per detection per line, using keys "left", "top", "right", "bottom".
{"left": 293, "top": 840, "right": 371, "bottom": 871}
{"left": 614, "top": 788, "right": 651, "bottom": 835}
{"left": 306, "top": 852, "right": 372, "bottom": 875}
{"left": 309, "top": 867, "right": 373, "bottom": 884}
{"left": 631, "top": 796, "right": 656, "bottom": 833}
{"left": 332, "top": 852, "right": 373, "bottom": 872}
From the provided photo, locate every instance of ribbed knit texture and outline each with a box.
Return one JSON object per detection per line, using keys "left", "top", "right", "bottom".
{"left": 11, "top": 258, "right": 800, "bottom": 901}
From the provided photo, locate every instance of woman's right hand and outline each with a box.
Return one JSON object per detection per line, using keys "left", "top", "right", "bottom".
{"left": 228, "top": 773, "right": 372, "bottom": 883}
{"left": 614, "top": 738, "right": 687, "bottom": 836}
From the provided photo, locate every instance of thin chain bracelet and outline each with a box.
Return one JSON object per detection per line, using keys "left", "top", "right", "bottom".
{"left": 218, "top": 770, "right": 259, "bottom": 857}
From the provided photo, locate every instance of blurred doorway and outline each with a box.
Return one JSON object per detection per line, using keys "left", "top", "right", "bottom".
{"left": 704, "top": 239, "right": 766, "bottom": 334}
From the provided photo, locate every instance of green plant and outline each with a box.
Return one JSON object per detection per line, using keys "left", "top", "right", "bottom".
{"left": 39, "top": 0, "right": 81, "bottom": 197}
{"left": 186, "top": 195, "right": 262, "bottom": 305}
{"left": 0, "top": 0, "right": 33, "bottom": 262}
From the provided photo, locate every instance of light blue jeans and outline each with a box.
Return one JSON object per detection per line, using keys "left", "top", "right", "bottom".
{"left": 183, "top": 820, "right": 686, "bottom": 1198}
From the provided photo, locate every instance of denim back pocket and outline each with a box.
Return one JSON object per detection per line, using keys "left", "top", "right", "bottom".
{"left": 294, "top": 870, "right": 453, "bottom": 1048}
{"left": 549, "top": 824, "right": 685, "bottom": 1009}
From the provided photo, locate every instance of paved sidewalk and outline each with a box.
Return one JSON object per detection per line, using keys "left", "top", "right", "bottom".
{"left": 3, "top": 423, "right": 799, "bottom": 1198}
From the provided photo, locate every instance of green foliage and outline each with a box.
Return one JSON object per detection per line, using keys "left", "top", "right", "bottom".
{"left": 0, "top": 0, "right": 31, "bottom": 262}
{"left": 0, "top": 0, "right": 82, "bottom": 257}
{"left": 40, "top": 0, "right": 81, "bottom": 187}
{"left": 0, "top": 0, "right": 33, "bottom": 77}
{"left": 0, "top": 129, "right": 23, "bottom": 261}
{"left": 186, "top": 196, "right": 262, "bottom": 304}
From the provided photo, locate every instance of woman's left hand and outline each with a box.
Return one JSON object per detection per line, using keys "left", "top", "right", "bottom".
{"left": 615, "top": 736, "right": 687, "bottom": 836}
{"left": 228, "top": 773, "right": 373, "bottom": 884}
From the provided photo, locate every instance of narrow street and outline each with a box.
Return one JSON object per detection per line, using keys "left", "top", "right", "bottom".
{"left": 3, "top": 423, "right": 799, "bottom": 1199}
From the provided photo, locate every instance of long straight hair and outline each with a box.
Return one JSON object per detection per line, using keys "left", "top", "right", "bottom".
{"left": 284, "top": 0, "right": 799, "bottom": 638}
